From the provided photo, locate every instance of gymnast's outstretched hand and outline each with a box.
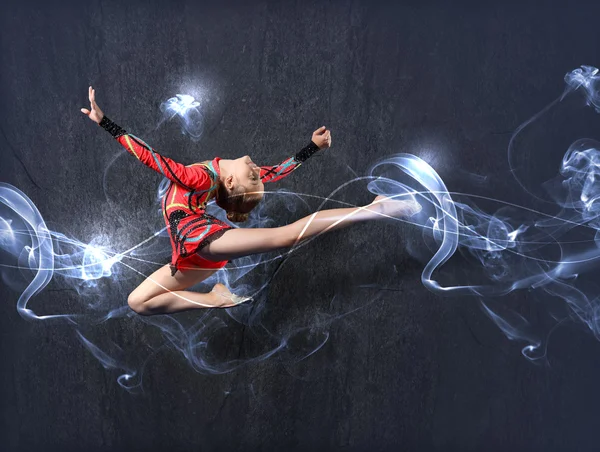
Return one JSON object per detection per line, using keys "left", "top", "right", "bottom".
{"left": 312, "top": 126, "right": 332, "bottom": 149}
{"left": 80, "top": 86, "right": 105, "bottom": 124}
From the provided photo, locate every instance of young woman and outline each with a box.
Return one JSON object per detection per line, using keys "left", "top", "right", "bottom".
{"left": 81, "top": 86, "right": 420, "bottom": 315}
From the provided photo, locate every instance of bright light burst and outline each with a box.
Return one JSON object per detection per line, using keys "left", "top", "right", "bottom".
{"left": 3, "top": 67, "right": 600, "bottom": 390}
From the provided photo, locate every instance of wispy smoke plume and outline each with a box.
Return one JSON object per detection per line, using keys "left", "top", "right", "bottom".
{"left": 3, "top": 67, "right": 600, "bottom": 390}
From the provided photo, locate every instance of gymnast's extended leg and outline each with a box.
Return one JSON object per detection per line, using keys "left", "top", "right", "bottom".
{"left": 199, "top": 195, "right": 419, "bottom": 261}
{"left": 127, "top": 196, "right": 417, "bottom": 316}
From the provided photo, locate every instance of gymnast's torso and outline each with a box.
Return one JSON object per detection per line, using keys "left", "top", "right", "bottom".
{"left": 97, "top": 115, "right": 321, "bottom": 273}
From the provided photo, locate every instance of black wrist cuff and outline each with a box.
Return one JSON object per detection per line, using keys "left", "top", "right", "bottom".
{"left": 295, "top": 141, "right": 320, "bottom": 163}
{"left": 99, "top": 115, "right": 127, "bottom": 138}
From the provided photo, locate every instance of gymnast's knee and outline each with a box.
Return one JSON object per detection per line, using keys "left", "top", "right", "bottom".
{"left": 277, "top": 225, "right": 299, "bottom": 248}
{"left": 127, "top": 292, "right": 148, "bottom": 315}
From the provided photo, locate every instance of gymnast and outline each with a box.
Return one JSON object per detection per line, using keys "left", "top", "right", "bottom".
{"left": 81, "top": 86, "right": 420, "bottom": 314}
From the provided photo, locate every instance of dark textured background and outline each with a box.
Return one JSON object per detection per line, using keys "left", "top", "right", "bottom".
{"left": 2, "top": 0, "right": 600, "bottom": 451}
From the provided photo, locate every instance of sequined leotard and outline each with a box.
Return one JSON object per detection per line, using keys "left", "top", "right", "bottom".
{"left": 99, "top": 116, "right": 320, "bottom": 276}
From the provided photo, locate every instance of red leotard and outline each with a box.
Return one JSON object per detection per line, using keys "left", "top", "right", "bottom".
{"left": 99, "top": 116, "right": 320, "bottom": 276}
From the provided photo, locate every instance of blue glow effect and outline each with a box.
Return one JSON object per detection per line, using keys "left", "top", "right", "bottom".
{"left": 3, "top": 67, "right": 600, "bottom": 391}
{"left": 159, "top": 93, "right": 206, "bottom": 140}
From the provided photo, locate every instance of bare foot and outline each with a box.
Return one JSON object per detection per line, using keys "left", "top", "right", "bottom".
{"left": 210, "top": 283, "right": 252, "bottom": 308}
{"left": 371, "top": 195, "right": 422, "bottom": 218}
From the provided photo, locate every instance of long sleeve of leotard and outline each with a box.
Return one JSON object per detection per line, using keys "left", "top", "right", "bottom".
{"left": 99, "top": 115, "right": 212, "bottom": 191}
{"left": 259, "top": 141, "right": 320, "bottom": 183}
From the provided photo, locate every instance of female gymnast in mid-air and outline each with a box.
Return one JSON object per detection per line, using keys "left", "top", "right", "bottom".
{"left": 81, "top": 86, "right": 420, "bottom": 315}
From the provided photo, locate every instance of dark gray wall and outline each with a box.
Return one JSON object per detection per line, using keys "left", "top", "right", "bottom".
{"left": 2, "top": 0, "right": 600, "bottom": 451}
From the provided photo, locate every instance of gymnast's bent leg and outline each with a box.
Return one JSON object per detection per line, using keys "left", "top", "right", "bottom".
{"left": 127, "top": 196, "right": 417, "bottom": 316}
{"left": 126, "top": 264, "right": 237, "bottom": 315}
{"left": 198, "top": 196, "right": 419, "bottom": 262}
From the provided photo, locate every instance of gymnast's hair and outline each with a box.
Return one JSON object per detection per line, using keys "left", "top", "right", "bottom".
{"left": 215, "top": 181, "right": 263, "bottom": 223}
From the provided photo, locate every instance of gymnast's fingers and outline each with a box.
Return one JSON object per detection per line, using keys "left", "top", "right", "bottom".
{"left": 90, "top": 88, "right": 98, "bottom": 109}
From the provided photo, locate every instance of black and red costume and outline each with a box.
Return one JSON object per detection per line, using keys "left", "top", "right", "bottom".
{"left": 99, "top": 116, "right": 320, "bottom": 276}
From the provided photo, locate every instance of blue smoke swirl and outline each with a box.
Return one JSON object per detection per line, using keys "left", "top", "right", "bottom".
{"left": 159, "top": 94, "right": 207, "bottom": 140}
{"left": 364, "top": 65, "right": 600, "bottom": 359}
{"left": 2, "top": 66, "right": 600, "bottom": 390}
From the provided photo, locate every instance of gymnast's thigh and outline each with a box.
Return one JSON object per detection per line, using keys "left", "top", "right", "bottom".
{"left": 128, "top": 263, "right": 219, "bottom": 302}
{"left": 197, "top": 227, "right": 291, "bottom": 261}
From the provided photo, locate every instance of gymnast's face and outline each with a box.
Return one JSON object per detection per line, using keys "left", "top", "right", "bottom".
{"left": 233, "top": 155, "right": 264, "bottom": 198}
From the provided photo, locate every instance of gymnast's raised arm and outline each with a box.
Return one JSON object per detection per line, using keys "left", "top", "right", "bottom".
{"left": 81, "top": 86, "right": 211, "bottom": 191}
{"left": 259, "top": 126, "right": 332, "bottom": 184}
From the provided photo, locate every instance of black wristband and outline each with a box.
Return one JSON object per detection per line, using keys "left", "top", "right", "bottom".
{"left": 99, "top": 115, "right": 127, "bottom": 138}
{"left": 295, "top": 141, "right": 320, "bottom": 163}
